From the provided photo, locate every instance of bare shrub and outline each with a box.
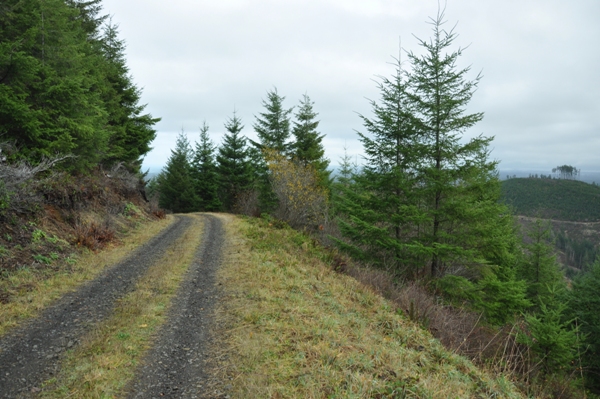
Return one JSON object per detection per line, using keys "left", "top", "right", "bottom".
{"left": 264, "top": 149, "right": 329, "bottom": 232}
{"left": 73, "top": 220, "right": 116, "bottom": 250}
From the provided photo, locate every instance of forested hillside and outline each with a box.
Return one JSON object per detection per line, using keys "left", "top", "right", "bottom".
{"left": 502, "top": 177, "right": 600, "bottom": 221}
{"left": 0, "top": 0, "right": 158, "bottom": 171}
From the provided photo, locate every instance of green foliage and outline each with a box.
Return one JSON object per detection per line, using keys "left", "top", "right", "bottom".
{"left": 156, "top": 132, "right": 199, "bottom": 213}
{"left": 191, "top": 122, "right": 221, "bottom": 211}
{"left": 517, "top": 219, "right": 565, "bottom": 309}
{"left": 290, "top": 93, "right": 330, "bottom": 187}
{"left": 519, "top": 296, "right": 579, "bottom": 376}
{"left": 567, "top": 261, "right": 600, "bottom": 391}
{"left": 251, "top": 88, "right": 293, "bottom": 154}
{"left": 0, "top": 0, "right": 159, "bottom": 172}
{"left": 335, "top": 11, "right": 518, "bottom": 288}
{"left": 501, "top": 178, "right": 600, "bottom": 221}
{"left": 216, "top": 112, "right": 254, "bottom": 212}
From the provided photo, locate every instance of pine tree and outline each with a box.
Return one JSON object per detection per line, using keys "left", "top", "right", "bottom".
{"left": 290, "top": 93, "right": 330, "bottom": 186}
{"left": 251, "top": 88, "right": 293, "bottom": 153}
{"left": 216, "top": 112, "right": 254, "bottom": 212}
{"left": 157, "top": 131, "right": 198, "bottom": 213}
{"left": 192, "top": 122, "right": 221, "bottom": 211}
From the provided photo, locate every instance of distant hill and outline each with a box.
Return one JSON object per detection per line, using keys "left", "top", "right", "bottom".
{"left": 501, "top": 178, "right": 600, "bottom": 222}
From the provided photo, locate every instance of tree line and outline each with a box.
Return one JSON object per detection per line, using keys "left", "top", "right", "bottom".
{"left": 3, "top": 1, "right": 600, "bottom": 395}
{"left": 0, "top": 0, "right": 158, "bottom": 172}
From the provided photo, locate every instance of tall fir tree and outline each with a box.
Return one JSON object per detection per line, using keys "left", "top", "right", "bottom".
{"left": 99, "top": 21, "right": 159, "bottom": 171}
{"left": 157, "top": 131, "right": 198, "bottom": 213}
{"left": 251, "top": 87, "right": 293, "bottom": 153}
{"left": 192, "top": 122, "right": 221, "bottom": 211}
{"left": 290, "top": 93, "right": 330, "bottom": 187}
{"left": 334, "top": 58, "right": 426, "bottom": 275}
{"left": 216, "top": 111, "right": 254, "bottom": 212}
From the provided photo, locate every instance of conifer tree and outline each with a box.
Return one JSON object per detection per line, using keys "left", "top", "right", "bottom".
{"left": 518, "top": 219, "right": 564, "bottom": 308}
{"left": 290, "top": 93, "right": 330, "bottom": 185}
{"left": 567, "top": 261, "right": 600, "bottom": 391}
{"left": 216, "top": 112, "right": 254, "bottom": 212}
{"left": 192, "top": 122, "right": 221, "bottom": 211}
{"left": 157, "top": 131, "right": 198, "bottom": 213}
{"left": 251, "top": 88, "right": 293, "bottom": 153}
{"left": 100, "top": 21, "right": 159, "bottom": 171}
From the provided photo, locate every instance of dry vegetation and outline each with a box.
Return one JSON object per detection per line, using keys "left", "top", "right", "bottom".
{"left": 0, "top": 165, "right": 168, "bottom": 337}
{"left": 210, "top": 216, "right": 523, "bottom": 398}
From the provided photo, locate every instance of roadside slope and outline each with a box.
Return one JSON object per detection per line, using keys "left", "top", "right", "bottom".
{"left": 209, "top": 216, "right": 523, "bottom": 398}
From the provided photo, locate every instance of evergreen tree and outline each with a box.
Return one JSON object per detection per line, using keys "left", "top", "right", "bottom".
{"left": 216, "top": 112, "right": 254, "bottom": 212}
{"left": 334, "top": 58, "right": 426, "bottom": 275}
{"left": 290, "top": 93, "right": 330, "bottom": 185}
{"left": 519, "top": 291, "right": 579, "bottom": 376}
{"left": 192, "top": 122, "right": 221, "bottom": 211}
{"left": 567, "top": 261, "right": 600, "bottom": 392}
{"left": 518, "top": 219, "right": 565, "bottom": 308}
{"left": 99, "top": 21, "right": 159, "bottom": 171}
{"left": 251, "top": 87, "right": 293, "bottom": 153}
{"left": 157, "top": 131, "right": 198, "bottom": 213}
{"left": 407, "top": 10, "right": 490, "bottom": 277}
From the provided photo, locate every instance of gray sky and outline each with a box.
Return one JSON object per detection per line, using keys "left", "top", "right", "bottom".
{"left": 100, "top": 0, "right": 600, "bottom": 174}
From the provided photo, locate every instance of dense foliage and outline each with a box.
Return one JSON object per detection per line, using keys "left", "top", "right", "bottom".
{"left": 0, "top": 0, "right": 159, "bottom": 171}
{"left": 501, "top": 177, "right": 600, "bottom": 222}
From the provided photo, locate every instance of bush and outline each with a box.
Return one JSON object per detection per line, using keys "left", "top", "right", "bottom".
{"left": 264, "top": 149, "right": 329, "bottom": 232}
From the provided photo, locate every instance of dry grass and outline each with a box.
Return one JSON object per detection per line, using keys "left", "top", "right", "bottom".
{"left": 0, "top": 216, "right": 175, "bottom": 337}
{"left": 39, "top": 214, "right": 206, "bottom": 398}
{"left": 212, "top": 216, "right": 524, "bottom": 398}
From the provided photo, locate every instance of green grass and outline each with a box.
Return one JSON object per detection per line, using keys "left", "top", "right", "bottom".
{"left": 501, "top": 178, "right": 600, "bottom": 221}
{"left": 213, "top": 215, "right": 523, "bottom": 398}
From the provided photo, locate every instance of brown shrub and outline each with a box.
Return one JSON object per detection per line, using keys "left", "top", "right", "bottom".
{"left": 73, "top": 221, "right": 115, "bottom": 251}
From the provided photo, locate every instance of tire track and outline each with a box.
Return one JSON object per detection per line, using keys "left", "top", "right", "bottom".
{"left": 0, "top": 215, "right": 193, "bottom": 398}
{"left": 126, "top": 214, "right": 224, "bottom": 399}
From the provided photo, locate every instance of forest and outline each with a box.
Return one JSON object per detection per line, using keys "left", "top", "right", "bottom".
{"left": 1, "top": 1, "right": 600, "bottom": 397}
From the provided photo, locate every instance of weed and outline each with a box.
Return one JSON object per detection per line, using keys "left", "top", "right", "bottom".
{"left": 32, "top": 229, "right": 47, "bottom": 242}
{"left": 33, "top": 254, "right": 52, "bottom": 265}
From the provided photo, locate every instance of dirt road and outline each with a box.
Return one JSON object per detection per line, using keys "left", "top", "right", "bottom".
{"left": 0, "top": 213, "right": 224, "bottom": 398}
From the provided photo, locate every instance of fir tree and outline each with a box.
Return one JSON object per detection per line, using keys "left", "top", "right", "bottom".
{"left": 518, "top": 219, "right": 564, "bottom": 309}
{"left": 290, "top": 93, "right": 330, "bottom": 185}
{"left": 216, "top": 111, "right": 254, "bottom": 212}
{"left": 192, "top": 122, "right": 221, "bottom": 211}
{"left": 157, "top": 131, "right": 198, "bottom": 213}
{"left": 567, "top": 261, "right": 600, "bottom": 392}
{"left": 100, "top": 21, "right": 159, "bottom": 171}
{"left": 251, "top": 87, "right": 293, "bottom": 153}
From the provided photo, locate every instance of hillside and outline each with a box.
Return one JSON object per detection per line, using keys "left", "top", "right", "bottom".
{"left": 501, "top": 177, "right": 600, "bottom": 222}
{"left": 210, "top": 216, "right": 523, "bottom": 398}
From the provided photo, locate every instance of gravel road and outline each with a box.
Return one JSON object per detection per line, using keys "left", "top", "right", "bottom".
{"left": 125, "top": 213, "right": 224, "bottom": 398}
{"left": 0, "top": 215, "right": 196, "bottom": 398}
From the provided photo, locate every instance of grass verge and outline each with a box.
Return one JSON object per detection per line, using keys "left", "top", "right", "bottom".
{"left": 39, "top": 214, "right": 205, "bottom": 398}
{"left": 213, "top": 216, "right": 523, "bottom": 398}
{"left": 0, "top": 215, "right": 175, "bottom": 337}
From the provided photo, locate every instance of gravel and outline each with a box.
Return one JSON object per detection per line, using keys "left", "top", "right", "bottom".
{"left": 0, "top": 215, "right": 193, "bottom": 399}
{"left": 125, "top": 214, "right": 224, "bottom": 399}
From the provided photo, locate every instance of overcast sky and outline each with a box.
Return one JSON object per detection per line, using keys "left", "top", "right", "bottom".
{"left": 100, "top": 0, "right": 600, "bottom": 174}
